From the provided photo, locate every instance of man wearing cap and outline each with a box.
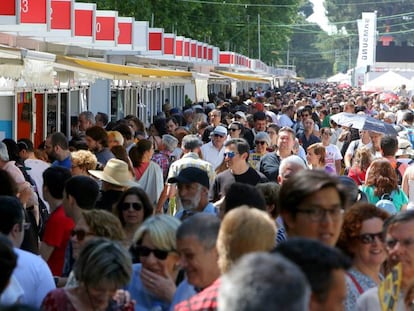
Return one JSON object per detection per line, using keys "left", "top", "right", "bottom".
{"left": 89, "top": 158, "right": 138, "bottom": 212}
{"left": 168, "top": 167, "right": 217, "bottom": 220}
{"left": 156, "top": 135, "right": 215, "bottom": 214}
{"left": 200, "top": 126, "right": 227, "bottom": 170}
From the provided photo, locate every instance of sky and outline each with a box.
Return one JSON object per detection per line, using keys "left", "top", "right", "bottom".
{"left": 307, "top": 0, "right": 334, "bottom": 33}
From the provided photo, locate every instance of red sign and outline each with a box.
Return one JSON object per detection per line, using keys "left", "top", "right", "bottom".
{"left": 164, "top": 37, "right": 174, "bottom": 55}
{"left": 176, "top": 40, "right": 183, "bottom": 56}
{"left": 75, "top": 9, "right": 93, "bottom": 36}
{"left": 203, "top": 46, "right": 207, "bottom": 60}
{"left": 208, "top": 48, "right": 213, "bottom": 60}
{"left": 198, "top": 45, "right": 202, "bottom": 58}
{"left": 0, "top": 0, "right": 15, "bottom": 15}
{"left": 51, "top": 0, "right": 71, "bottom": 30}
{"left": 184, "top": 41, "right": 190, "bottom": 57}
{"left": 21, "top": 0, "right": 47, "bottom": 23}
{"left": 220, "top": 54, "right": 231, "bottom": 64}
{"left": 191, "top": 42, "right": 196, "bottom": 58}
{"left": 96, "top": 16, "right": 115, "bottom": 41}
{"left": 149, "top": 32, "right": 162, "bottom": 51}
{"left": 118, "top": 22, "right": 132, "bottom": 44}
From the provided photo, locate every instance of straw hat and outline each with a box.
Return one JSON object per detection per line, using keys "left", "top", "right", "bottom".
{"left": 89, "top": 158, "right": 137, "bottom": 187}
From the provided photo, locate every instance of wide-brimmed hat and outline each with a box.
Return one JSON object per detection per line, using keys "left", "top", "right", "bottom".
{"left": 89, "top": 158, "right": 137, "bottom": 187}
{"left": 396, "top": 137, "right": 414, "bottom": 158}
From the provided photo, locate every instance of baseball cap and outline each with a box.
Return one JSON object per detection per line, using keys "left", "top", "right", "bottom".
{"left": 212, "top": 125, "right": 227, "bottom": 137}
{"left": 234, "top": 111, "right": 247, "bottom": 120}
{"left": 168, "top": 167, "right": 209, "bottom": 188}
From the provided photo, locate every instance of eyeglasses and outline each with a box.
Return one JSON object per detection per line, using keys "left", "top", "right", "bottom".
{"left": 234, "top": 115, "right": 243, "bottom": 119}
{"left": 295, "top": 207, "right": 344, "bottom": 222}
{"left": 301, "top": 114, "right": 310, "bottom": 117}
{"left": 71, "top": 229, "right": 94, "bottom": 241}
{"left": 322, "top": 132, "right": 332, "bottom": 136}
{"left": 214, "top": 134, "right": 225, "bottom": 138}
{"left": 358, "top": 232, "right": 384, "bottom": 244}
{"left": 331, "top": 107, "right": 340, "bottom": 110}
{"left": 385, "top": 237, "right": 414, "bottom": 250}
{"left": 255, "top": 141, "right": 267, "bottom": 146}
{"left": 133, "top": 245, "right": 172, "bottom": 260}
{"left": 121, "top": 202, "right": 143, "bottom": 211}
{"left": 229, "top": 128, "right": 239, "bottom": 132}
{"left": 224, "top": 151, "right": 237, "bottom": 158}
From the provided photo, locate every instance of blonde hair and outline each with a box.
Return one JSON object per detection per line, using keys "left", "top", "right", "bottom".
{"left": 217, "top": 206, "right": 276, "bottom": 273}
{"left": 133, "top": 215, "right": 181, "bottom": 251}
{"left": 71, "top": 150, "right": 98, "bottom": 171}
{"left": 82, "top": 209, "right": 126, "bottom": 242}
{"left": 107, "top": 130, "right": 124, "bottom": 146}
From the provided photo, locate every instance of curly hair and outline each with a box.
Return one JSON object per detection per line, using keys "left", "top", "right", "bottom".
{"left": 336, "top": 202, "right": 390, "bottom": 258}
{"left": 81, "top": 209, "right": 126, "bottom": 242}
{"left": 365, "top": 158, "right": 398, "bottom": 197}
{"left": 352, "top": 146, "right": 373, "bottom": 171}
{"left": 71, "top": 150, "right": 98, "bottom": 171}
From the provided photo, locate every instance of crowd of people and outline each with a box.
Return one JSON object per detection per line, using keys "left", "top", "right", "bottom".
{"left": 2, "top": 83, "right": 414, "bottom": 310}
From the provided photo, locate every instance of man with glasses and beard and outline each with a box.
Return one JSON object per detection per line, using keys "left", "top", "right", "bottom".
{"left": 168, "top": 167, "right": 217, "bottom": 220}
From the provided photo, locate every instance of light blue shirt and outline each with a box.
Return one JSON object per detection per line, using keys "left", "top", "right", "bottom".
{"left": 174, "top": 202, "right": 218, "bottom": 220}
{"left": 169, "top": 279, "right": 197, "bottom": 311}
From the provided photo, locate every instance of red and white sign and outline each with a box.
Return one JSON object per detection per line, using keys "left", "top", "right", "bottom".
{"left": 51, "top": 0, "right": 72, "bottom": 30}
{"left": 20, "top": 0, "right": 48, "bottom": 24}
{"left": 148, "top": 28, "right": 163, "bottom": 52}
{"left": 117, "top": 17, "right": 133, "bottom": 45}
{"left": 184, "top": 38, "right": 190, "bottom": 58}
{"left": 190, "top": 40, "right": 197, "bottom": 58}
{"left": 175, "top": 36, "right": 184, "bottom": 58}
{"left": 74, "top": 3, "right": 95, "bottom": 38}
{"left": 163, "top": 33, "right": 175, "bottom": 56}
{"left": 95, "top": 11, "right": 117, "bottom": 42}
{"left": 208, "top": 47, "right": 213, "bottom": 61}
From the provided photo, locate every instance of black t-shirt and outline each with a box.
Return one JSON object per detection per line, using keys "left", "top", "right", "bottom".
{"left": 209, "top": 167, "right": 268, "bottom": 202}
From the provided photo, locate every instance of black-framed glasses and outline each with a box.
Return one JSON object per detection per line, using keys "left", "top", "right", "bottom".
{"left": 224, "top": 151, "right": 236, "bottom": 158}
{"left": 295, "top": 207, "right": 344, "bottom": 222}
{"left": 71, "top": 229, "right": 94, "bottom": 241}
{"left": 358, "top": 232, "right": 384, "bottom": 244}
{"left": 234, "top": 115, "right": 243, "bottom": 119}
{"left": 229, "top": 128, "right": 239, "bottom": 132}
{"left": 385, "top": 237, "right": 414, "bottom": 250}
{"left": 121, "top": 202, "right": 143, "bottom": 211}
{"left": 133, "top": 245, "right": 172, "bottom": 260}
{"left": 255, "top": 141, "right": 267, "bottom": 146}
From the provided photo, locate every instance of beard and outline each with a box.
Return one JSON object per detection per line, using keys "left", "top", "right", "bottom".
{"left": 178, "top": 188, "right": 202, "bottom": 212}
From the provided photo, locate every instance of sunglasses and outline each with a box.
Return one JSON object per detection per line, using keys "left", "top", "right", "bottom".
{"left": 71, "top": 229, "right": 94, "bottom": 241}
{"left": 213, "top": 134, "right": 225, "bottom": 138}
{"left": 301, "top": 114, "right": 310, "bottom": 117}
{"left": 234, "top": 115, "right": 243, "bottom": 119}
{"left": 224, "top": 151, "right": 236, "bottom": 158}
{"left": 134, "top": 245, "right": 172, "bottom": 260}
{"left": 229, "top": 128, "right": 239, "bottom": 132}
{"left": 255, "top": 141, "right": 267, "bottom": 145}
{"left": 121, "top": 202, "right": 143, "bottom": 211}
{"left": 358, "top": 232, "right": 384, "bottom": 244}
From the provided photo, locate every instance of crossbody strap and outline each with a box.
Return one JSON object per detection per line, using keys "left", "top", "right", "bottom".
{"left": 346, "top": 272, "right": 364, "bottom": 294}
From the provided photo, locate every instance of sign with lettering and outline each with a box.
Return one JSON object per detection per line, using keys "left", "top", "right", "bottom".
{"left": 95, "top": 11, "right": 117, "bottom": 41}
{"left": 21, "top": 0, "right": 48, "bottom": 24}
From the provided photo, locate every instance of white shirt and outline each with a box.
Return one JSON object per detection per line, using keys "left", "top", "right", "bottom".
{"left": 277, "top": 114, "right": 294, "bottom": 128}
{"left": 325, "top": 144, "right": 343, "bottom": 171}
{"left": 200, "top": 141, "right": 225, "bottom": 170}
{"left": 25, "top": 158, "right": 50, "bottom": 210}
{"left": 13, "top": 247, "right": 56, "bottom": 308}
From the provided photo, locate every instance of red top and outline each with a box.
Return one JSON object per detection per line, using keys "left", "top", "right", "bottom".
{"left": 174, "top": 278, "right": 220, "bottom": 311}
{"left": 348, "top": 167, "right": 366, "bottom": 186}
{"left": 43, "top": 205, "right": 74, "bottom": 276}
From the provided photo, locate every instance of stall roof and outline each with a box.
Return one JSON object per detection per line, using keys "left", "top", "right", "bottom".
{"left": 214, "top": 70, "right": 270, "bottom": 83}
{"left": 56, "top": 56, "right": 193, "bottom": 80}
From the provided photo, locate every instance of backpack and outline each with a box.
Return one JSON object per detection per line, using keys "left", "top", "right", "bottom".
{"left": 376, "top": 192, "right": 397, "bottom": 214}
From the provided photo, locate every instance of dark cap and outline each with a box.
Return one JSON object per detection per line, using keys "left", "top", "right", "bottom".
{"left": 168, "top": 167, "right": 209, "bottom": 188}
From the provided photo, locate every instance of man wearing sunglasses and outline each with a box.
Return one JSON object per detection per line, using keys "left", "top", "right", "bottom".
{"left": 200, "top": 126, "right": 227, "bottom": 171}
{"left": 210, "top": 138, "right": 267, "bottom": 202}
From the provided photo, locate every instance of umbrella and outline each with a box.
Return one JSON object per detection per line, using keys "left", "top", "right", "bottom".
{"left": 330, "top": 112, "right": 398, "bottom": 136}
{"left": 380, "top": 91, "right": 399, "bottom": 103}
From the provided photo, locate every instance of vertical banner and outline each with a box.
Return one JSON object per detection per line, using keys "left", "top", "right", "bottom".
{"left": 357, "top": 12, "right": 377, "bottom": 68}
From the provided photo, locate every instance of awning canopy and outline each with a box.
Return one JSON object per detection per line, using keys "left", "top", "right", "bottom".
{"left": 56, "top": 56, "right": 193, "bottom": 81}
{"left": 214, "top": 70, "right": 271, "bottom": 83}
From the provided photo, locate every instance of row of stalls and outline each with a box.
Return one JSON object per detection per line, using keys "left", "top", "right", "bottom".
{"left": 0, "top": 0, "right": 296, "bottom": 147}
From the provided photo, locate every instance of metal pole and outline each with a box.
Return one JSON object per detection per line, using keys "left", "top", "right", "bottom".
{"left": 348, "top": 36, "right": 352, "bottom": 69}
{"left": 247, "top": 15, "right": 250, "bottom": 57}
{"left": 258, "top": 14, "right": 261, "bottom": 60}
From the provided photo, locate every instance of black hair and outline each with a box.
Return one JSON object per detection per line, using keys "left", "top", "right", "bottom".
{"left": 43, "top": 166, "right": 72, "bottom": 199}
{"left": 65, "top": 176, "right": 99, "bottom": 209}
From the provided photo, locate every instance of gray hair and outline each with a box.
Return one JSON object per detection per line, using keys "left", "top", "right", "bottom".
{"left": 0, "top": 142, "right": 9, "bottom": 161}
{"left": 182, "top": 134, "right": 202, "bottom": 151}
{"left": 73, "top": 238, "right": 132, "bottom": 288}
{"left": 79, "top": 111, "right": 95, "bottom": 124}
{"left": 278, "top": 155, "right": 307, "bottom": 178}
{"left": 218, "top": 252, "right": 310, "bottom": 311}
{"left": 176, "top": 214, "right": 220, "bottom": 249}
{"left": 133, "top": 215, "right": 181, "bottom": 251}
{"left": 162, "top": 134, "right": 179, "bottom": 152}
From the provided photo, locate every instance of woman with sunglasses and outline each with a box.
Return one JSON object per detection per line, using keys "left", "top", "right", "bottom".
{"left": 127, "top": 215, "right": 186, "bottom": 311}
{"left": 227, "top": 121, "right": 244, "bottom": 139}
{"left": 336, "top": 203, "right": 390, "bottom": 311}
{"left": 249, "top": 132, "right": 270, "bottom": 170}
{"left": 115, "top": 187, "right": 154, "bottom": 251}
{"left": 64, "top": 209, "right": 126, "bottom": 288}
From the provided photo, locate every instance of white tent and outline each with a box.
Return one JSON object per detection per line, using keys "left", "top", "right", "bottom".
{"left": 362, "top": 71, "right": 412, "bottom": 91}
{"left": 327, "top": 72, "right": 350, "bottom": 83}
